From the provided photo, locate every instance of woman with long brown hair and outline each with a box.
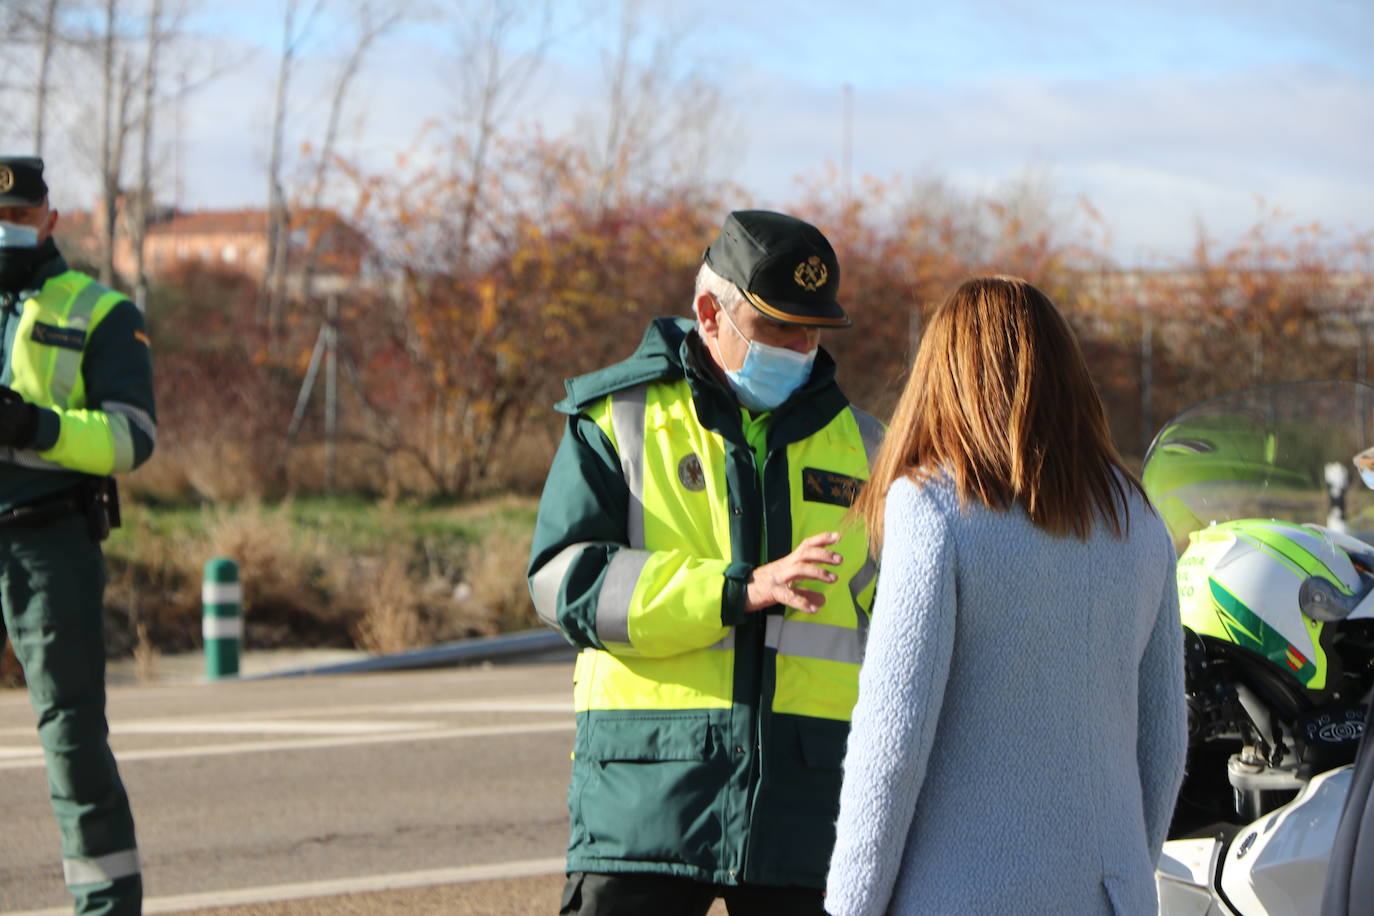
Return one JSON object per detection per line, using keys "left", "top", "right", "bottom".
{"left": 824, "top": 277, "right": 1187, "bottom": 916}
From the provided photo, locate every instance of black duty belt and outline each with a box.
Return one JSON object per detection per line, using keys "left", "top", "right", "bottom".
{"left": 0, "top": 489, "right": 85, "bottom": 531}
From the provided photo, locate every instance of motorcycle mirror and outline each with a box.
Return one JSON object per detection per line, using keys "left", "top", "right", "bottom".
{"left": 1355, "top": 446, "right": 1374, "bottom": 491}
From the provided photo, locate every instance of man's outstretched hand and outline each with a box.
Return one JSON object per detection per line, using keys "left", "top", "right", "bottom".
{"left": 745, "top": 531, "right": 844, "bottom": 614}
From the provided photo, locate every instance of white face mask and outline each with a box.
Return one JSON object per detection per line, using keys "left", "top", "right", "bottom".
{"left": 0, "top": 221, "right": 41, "bottom": 249}
{"left": 714, "top": 303, "right": 817, "bottom": 411}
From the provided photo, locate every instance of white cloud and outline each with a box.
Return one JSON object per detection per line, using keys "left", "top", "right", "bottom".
{"left": 729, "top": 63, "right": 1374, "bottom": 261}
{"left": 26, "top": 1, "right": 1369, "bottom": 267}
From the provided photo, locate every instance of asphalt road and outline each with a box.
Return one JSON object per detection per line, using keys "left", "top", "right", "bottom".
{"left": 0, "top": 662, "right": 592, "bottom": 915}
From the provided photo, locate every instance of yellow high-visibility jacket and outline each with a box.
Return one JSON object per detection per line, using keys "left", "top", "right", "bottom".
{"left": 0, "top": 250, "right": 157, "bottom": 510}
{"left": 528, "top": 317, "right": 881, "bottom": 888}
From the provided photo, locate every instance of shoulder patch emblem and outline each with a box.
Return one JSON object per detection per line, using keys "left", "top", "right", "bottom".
{"left": 677, "top": 453, "right": 706, "bottom": 492}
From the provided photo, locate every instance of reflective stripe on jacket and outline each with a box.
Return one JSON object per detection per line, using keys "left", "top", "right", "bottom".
{"left": 528, "top": 317, "right": 882, "bottom": 888}
{"left": 1, "top": 265, "right": 156, "bottom": 498}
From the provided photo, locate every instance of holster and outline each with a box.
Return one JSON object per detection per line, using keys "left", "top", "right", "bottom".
{"left": 80, "top": 477, "right": 120, "bottom": 542}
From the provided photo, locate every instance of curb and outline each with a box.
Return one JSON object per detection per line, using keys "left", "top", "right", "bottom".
{"left": 235, "top": 629, "right": 575, "bottom": 680}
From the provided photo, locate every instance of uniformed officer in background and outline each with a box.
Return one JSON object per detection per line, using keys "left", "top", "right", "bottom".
{"left": 0, "top": 155, "right": 156, "bottom": 915}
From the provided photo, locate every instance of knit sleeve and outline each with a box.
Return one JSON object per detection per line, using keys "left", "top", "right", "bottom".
{"left": 1137, "top": 540, "right": 1188, "bottom": 858}
{"left": 826, "top": 477, "right": 957, "bottom": 916}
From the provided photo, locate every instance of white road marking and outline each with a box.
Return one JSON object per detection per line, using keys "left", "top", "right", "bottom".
{"left": 0, "top": 696, "right": 572, "bottom": 738}
{"left": 0, "top": 746, "right": 41, "bottom": 760}
{"left": 4, "top": 856, "right": 568, "bottom": 916}
{"left": 114, "top": 718, "right": 441, "bottom": 736}
{"left": 0, "top": 720, "right": 573, "bottom": 770}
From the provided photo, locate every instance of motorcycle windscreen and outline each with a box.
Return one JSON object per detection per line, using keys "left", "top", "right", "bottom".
{"left": 1141, "top": 380, "right": 1374, "bottom": 552}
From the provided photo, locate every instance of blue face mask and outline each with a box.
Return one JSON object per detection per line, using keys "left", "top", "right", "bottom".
{"left": 716, "top": 304, "right": 817, "bottom": 412}
{"left": 0, "top": 221, "right": 41, "bottom": 250}
{"left": 0, "top": 221, "right": 46, "bottom": 292}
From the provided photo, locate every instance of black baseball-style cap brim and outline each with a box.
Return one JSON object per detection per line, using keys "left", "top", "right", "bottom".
{"left": 0, "top": 157, "right": 47, "bottom": 207}
{"left": 704, "top": 209, "right": 852, "bottom": 328}
{"left": 736, "top": 286, "right": 851, "bottom": 328}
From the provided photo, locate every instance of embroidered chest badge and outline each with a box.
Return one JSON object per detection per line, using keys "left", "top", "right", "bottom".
{"left": 32, "top": 322, "right": 87, "bottom": 351}
{"left": 678, "top": 453, "right": 706, "bottom": 492}
{"left": 802, "top": 468, "right": 861, "bottom": 507}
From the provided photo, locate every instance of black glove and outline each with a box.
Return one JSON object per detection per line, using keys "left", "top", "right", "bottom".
{"left": 0, "top": 386, "right": 38, "bottom": 448}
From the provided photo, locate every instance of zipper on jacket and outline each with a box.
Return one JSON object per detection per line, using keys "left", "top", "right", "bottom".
{"left": 736, "top": 409, "right": 773, "bottom": 882}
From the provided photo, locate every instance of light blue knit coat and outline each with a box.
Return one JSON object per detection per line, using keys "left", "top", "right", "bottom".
{"left": 826, "top": 475, "right": 1187, "bottom": 916}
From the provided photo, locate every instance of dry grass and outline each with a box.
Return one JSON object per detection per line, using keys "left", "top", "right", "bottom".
{"left": 459, "top": 522, "right": 537, "bottom": 633}
{"left": 132, "top": 622, "right": 160, "bottom": 683}
{"left": 350, "top": 556, "right": 428, "bottom": 653}
{"left": 98, "top": 495, "right": 539, "bottom": 660}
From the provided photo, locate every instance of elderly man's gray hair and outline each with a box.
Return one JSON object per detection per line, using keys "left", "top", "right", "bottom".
{"left": 693, "top": 262, "right": 746, "bottom": 319}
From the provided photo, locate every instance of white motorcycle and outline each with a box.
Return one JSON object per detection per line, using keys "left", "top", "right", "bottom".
{"left": 1142, "top": 381, "right": 1374, "bottom": 916}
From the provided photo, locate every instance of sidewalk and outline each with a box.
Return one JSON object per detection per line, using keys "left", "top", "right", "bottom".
{"left": 104, "top": 648, "right": 370, "bottom": 687}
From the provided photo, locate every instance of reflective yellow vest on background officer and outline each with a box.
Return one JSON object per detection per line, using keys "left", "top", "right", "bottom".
{"left": 529, "top": 210, "right": 882, "bottom": 916}
{"left": 0, "top": 155, "right": 156, "bottom": 915}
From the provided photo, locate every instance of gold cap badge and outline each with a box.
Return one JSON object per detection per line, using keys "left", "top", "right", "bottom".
{"left": 793, "top": 255, "right": 828, "bottom": 292}
{"left": 0, "top": 166, "right": 13, "bottom": 194}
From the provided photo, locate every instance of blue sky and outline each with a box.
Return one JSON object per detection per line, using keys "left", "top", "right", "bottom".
{"left": 53, "top": 0, "right": 1374, "bottom": 264}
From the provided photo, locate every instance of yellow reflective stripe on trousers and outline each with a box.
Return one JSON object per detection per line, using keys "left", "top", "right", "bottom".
{"left": 63, "top": 848, "right": 140, "bottom": 885}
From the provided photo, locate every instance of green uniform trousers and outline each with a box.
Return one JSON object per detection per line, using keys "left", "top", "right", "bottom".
{"left": 0, "top": 511, "right": 141, "bottom": 915}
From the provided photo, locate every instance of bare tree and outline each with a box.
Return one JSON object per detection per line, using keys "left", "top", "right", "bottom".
{"left": 262, "top": 0, "right": 326, "bottom": 333}
{"left": 33, "top": 0, "right": 62, "bottom": 156}
{"left": 582, "top": 0, "right": 725, "bottom": 209}
{"left": 446, "top": 0, "right": 554, "bottom": 263}
{"left": 129, "top": 0, "right": 164, "bottom": 309}
{"left": 95, "top": 0, "right": 143, "bottom": 287}
{"left": 0, "top": 0, "right": 70, "bottom": 157}
{"left": 298, "top": 0, "right": 408, "bottom": 302}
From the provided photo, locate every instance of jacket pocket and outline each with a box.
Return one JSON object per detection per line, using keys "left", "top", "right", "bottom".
{"left": 582, "top": 715, "right": 710, "bottom": 762}
{"left": 573, "top": 714, "right": 726, "bottom": 869}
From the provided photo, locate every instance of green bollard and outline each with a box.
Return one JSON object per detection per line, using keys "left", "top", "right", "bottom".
{"left": 203, "top": 557, "right": 242, "bottom": 679}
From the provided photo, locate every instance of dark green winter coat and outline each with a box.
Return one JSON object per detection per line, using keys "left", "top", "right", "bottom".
{"left": 528, "top": 317, "right": 882, "bottom": 888}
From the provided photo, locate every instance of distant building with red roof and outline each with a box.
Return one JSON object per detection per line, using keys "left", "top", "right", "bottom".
{"left": 59, "top": 206, "right": 370, "bottom": 296}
